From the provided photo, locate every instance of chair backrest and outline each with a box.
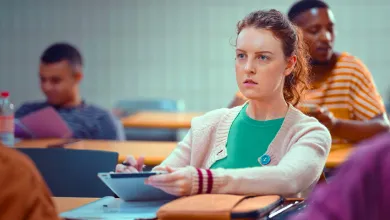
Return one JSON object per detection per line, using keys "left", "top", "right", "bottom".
{"left": 18, "top": 148, "right": 118, "bottom": 197}
{"left": 114, "top": 99, "right": 181, "bottom": 141}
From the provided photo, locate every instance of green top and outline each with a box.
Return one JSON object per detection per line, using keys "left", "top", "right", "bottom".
{"left": 211, "top": 104, "right": 284, "bottom": 169}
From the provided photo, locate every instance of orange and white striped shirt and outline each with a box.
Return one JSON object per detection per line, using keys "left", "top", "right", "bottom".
{"left": 235, "top": 52, "right": 385, "bottom": 143}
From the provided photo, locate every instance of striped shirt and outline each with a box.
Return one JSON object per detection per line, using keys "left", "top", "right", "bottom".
{"left": 235, "top": 52, "right": 385, "bottom": 143}
{"left": 15, "top": 101, "right": 125, "bottom": 140}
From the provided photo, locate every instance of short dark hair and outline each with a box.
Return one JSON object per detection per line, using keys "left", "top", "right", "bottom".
{"left": 287, "top": 0, "right": 329, "bottom": 21}
{"left": 40, "top": 43, "right": 83, "bottom": 68}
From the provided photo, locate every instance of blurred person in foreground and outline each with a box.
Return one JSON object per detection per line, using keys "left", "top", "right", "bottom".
{"left": 0, "top": 144, "right": 59, "bottom": 220}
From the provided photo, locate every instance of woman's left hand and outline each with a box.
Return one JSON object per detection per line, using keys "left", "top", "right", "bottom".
{"left": 145, "top": 166, "right": 194, "bottom": 196}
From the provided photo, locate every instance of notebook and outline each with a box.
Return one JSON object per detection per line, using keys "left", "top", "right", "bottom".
{"left": 17, "top": 107, "right": 72, "bottom": 138}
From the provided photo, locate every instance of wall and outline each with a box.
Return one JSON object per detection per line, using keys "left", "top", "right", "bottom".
{"left": 1, "top": 0, "right": 389, "bottom": 112}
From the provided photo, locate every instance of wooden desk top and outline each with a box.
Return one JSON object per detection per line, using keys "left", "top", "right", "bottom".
{"left": 53, "top": 197, "right": 99, "bottom": 214}
{"left": 121, "top": 111, "right": 203, "bottom": 129}
{"left": 53, "top": 196, "right": 301, "bottom": 216}
{"left": 326, "top": 146, "right": 354, "bottom": 168}
{"left": 16, "top": 140, "right": 353, "bottom": 168}
{"left": 16, "top": 139, "right": 177, "bottom": 165}
{"left": 15, "top": 138, "right": 65, "bottom": 147}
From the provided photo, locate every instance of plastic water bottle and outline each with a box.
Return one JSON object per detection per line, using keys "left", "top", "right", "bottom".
{"left": 0, "top": 91, "right": 15, "bottom": 147}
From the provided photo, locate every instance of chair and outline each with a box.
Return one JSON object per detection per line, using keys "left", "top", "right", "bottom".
{"left": 319, "top": 172, "right": 327, "bottom": 184}
{"left": 18, "top": 148, "right": 118, "bottom": 197}
{"left": 113, "top": 99, "right": 182, "bottom": 141}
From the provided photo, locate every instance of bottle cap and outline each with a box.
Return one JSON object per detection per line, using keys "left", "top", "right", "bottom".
{"left": 0, "top": 91, "right": 9, "bottom": 98}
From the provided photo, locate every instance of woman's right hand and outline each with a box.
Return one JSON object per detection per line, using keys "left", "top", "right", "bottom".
{"left": 115, "top": 155, "right": 144, "bottom": 173}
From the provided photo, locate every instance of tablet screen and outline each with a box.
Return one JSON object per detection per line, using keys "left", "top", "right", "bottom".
{"left": 98, "top": 172, "right": 176, "bottom": 201}
{"left": 110, "top": 171, "right": 166, "bottom": 179}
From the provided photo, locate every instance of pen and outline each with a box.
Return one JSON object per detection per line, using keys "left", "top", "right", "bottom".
{"left": 122, "top": 162, "right": 131, "bottom": 166}
{"left": 268, "top": 201, "right": 301, "bottom": 218}
{"left": 122, "top": 161, "right": 146, "bottom": 168}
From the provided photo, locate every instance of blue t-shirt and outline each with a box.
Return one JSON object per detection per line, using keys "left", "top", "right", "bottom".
{"left": 15, "top": 101, "right": 125, "bottom": 140}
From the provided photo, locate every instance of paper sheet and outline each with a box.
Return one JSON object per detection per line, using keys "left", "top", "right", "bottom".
{"left": 19, "top": 107, "right": 72, "bottom": 138}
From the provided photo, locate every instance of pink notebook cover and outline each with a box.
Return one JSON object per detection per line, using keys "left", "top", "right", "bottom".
{"left": 19, "top": 107, "right": 73, "bottom": 138}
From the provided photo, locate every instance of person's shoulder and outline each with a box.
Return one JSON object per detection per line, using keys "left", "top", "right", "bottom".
{"left": 193, "top": 107, "right": 229, "bottom": 122}
{"left": 337, "top": 52, "right": 364, "bottom": 65}
{"left": 336, "top": 52, "right": 373, "bottom": 79}
{"left": 0, "top": 146, "right": 41, "bottom": 182}
{"left": 17, "top": 101, "right": 48, "bottom": 112}
{"left": 191, "top": 106, "right": 239, "bottom": 129}
{"left": 15, "top": 101, "right": 49, "bottom": 118}
{"left": 83, "top": 103, "right": 114, "bottom": 118}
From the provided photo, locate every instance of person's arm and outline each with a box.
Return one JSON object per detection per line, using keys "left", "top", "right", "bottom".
{"left": 313, "top": 62, "right": 389, "bottom": 142}
{"left": 338, "top": 64, "right": 389, "bottom": 141}
{"left": 95, "top": 113, "right": 126, "bottom": 140}
{"left": 146, "top": 123, "right": 331, "bottom": 197}
{"left": 117, "top": 131, "right": 192, "bottom": 173}
{"left": 15, "top": 103, "right": 35, "bottom": 118}
{"left": 14, "top": 103, "right": 39, "bottom": 138}
{"left": 331, "top": 114, "right": 389, "bottom": 142}
{"left": 203, "top": 125, "right": 330, "bottom": 196}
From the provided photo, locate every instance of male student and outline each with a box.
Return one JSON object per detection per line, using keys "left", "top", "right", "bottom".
{"left": 0, "top": 144, "right": 59, "bottom": 220}
{"left": 229, "top": 0, "right": 389, "bottom": 143}
{"left": 16, "top": 43, "right": 125, "bottom": 140}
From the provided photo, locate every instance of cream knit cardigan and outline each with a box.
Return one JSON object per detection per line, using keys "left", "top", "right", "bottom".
{"left": 155, "top": 104, "right": 332, "bottom": 198}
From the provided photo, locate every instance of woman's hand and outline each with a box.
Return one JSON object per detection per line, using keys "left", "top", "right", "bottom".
{"left": 145, "top": 166, "right": 194, "bottom": 196}
{"left": 115, "top": 155, "right": 144, "bottom": 173}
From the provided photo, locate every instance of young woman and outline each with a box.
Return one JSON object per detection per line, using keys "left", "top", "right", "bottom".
{"left": 117, "top": 9, "right": 331, "bottom": 198}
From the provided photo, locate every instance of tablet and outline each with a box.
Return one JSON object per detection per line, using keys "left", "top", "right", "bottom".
{"left": 60, "top": 196, "right": 171, "bottom": 219}
{"left": 98, "top": 172, "right": 177, "bottom": 201}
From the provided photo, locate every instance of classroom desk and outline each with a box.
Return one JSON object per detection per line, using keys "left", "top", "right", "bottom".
{"left": 15, "top": 139, "right": 177, "bottom": 165}
{"left": 15, "top": 138, "right": 65, "bottom": 147}
{"left": 326, "top": 145, "right": 354, "bottom": 168}
{"left": 53, "top": 197, "right": 302, "bottom": 217}
{"left": 53, "top": 197, "right": 99, "bottom": 214}
{"left": 16, "top": 139, "right": 353, "bottom": 168}
{"left": 121, "top": 111, "right": 203, "bottom": 129}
